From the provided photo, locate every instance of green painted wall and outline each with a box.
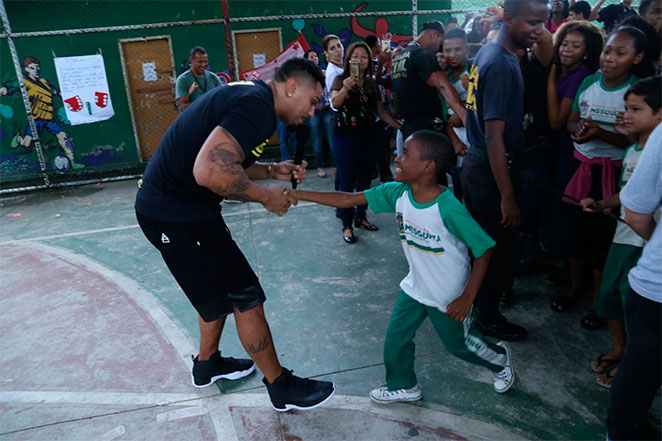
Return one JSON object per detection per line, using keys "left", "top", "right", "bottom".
{"left": 0, "top": 0, "right": 450, "bottom": 187}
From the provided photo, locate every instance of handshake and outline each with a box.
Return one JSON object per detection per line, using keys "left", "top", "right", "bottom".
{"left": 260, "top": 186, "right": 300, "bottom": 217}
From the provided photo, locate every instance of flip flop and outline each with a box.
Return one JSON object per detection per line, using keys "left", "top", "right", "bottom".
{"left": 596, "top": 364, "right": 619, "bottom": 389}
{"left": 581, "top": 310, "right": 606, "bottom": 330}
{"left": 591, "top": 353, "right": 621, "bottom": 373}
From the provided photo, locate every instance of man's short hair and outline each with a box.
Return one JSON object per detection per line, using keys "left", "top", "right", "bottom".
{"left": 445, "top": 28, "right": 467, "bottom": 42}
{"left": 422, "top": 20, "right": 446, "bottom": 35}
{"left": 190, "top": 46, "right": 207, "bottom": 58}
{"left": 569, "top": 0, "right": 591, "bottom": 18}
{"left": 408, "top": 130, "right": 456, "bottom": 184}
{"left": 273, "top": 58, "right": 325, "bottom": 89}
{"left": 364, "top": 34, "right": 379, "bottom": 49}
{"left": 624, "top": 75, "right": 662, "bottom": 113}
{"left": 504, "top": 0, "right": 550, "bottom": 17}
{"left": 448, "top": 17, "right": 459, "bottom": 24}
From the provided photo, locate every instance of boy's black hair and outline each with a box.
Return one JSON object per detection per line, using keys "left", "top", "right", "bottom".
{"left": 363, "top": 34, "right": 379, "bottom": 49}
{"left": 624, "top": 76, "right": 662, "bottom": 113}
{"left": 408, "top": 130, "right": 456, "bottom": 184}
{"left": 190, "top": 46, "right": 207, "bottom": 58}
{"left": 569, "top": 0, "right": 590, "bottom": 18}
{"left": 273, "top": 58, "right": 325, "bottom": 89}
{"left": 445, "top": 28, "right": 468, "bottom": 42}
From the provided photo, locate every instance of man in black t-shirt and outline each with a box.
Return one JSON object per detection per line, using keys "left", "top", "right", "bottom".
{"left": 135, "top": 59, "right": 336, "bottom": 412}
{"left": 391, "top": 20, "right": 465, "bottom": 139}
{"left": 589, "top": 0, "right": 637, "bottom": 33}
{"left": 461, "top": 0, "right": 550, "bottom": 342}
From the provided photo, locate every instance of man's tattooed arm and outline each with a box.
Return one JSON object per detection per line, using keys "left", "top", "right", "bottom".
{"left": 195, "top": 127, "right": 260, "bottom": 202}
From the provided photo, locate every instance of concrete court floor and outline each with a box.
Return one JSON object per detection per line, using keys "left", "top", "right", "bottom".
{"left": 0, "top": 173, "right": 659, "bottom": 441}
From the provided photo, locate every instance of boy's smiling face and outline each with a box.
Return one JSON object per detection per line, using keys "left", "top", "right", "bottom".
{"left": 394, "top": 139, "right": 432, "bottom": 184}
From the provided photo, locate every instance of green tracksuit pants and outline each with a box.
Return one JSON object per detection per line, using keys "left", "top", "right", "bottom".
{"left": 384, "top": 291, "right": 507, "bottom": 391}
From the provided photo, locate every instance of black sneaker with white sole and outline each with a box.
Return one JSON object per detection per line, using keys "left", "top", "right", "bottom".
{"left": 263, "top": 369, "right": 335, "bottom": 412}
{"left": 191, "top": 351, "right": 256, "bottom": 388}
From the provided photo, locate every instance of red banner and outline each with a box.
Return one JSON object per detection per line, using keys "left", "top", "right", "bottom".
{"left": 239, "top": 33, "right": 311, "bottom": 81}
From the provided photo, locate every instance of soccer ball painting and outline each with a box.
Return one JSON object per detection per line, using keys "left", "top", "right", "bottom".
{"left": 54, "top": 155, "right": 71, "bottom": 173}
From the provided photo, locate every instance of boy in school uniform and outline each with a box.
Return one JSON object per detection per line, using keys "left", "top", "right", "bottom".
{"left": 297, "top": 130, "right": 515, "bottom": 402}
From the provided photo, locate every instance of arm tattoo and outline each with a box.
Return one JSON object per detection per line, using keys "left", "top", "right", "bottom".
{"left": 207, "top": 131, "right": 254, "bottom": 200}
{"left": 245, "top": 337, "right": 269, "bottom": 355}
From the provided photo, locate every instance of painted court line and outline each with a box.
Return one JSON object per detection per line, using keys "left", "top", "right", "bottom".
{"left": 0, "top": 391, "right": 205, "bottom": 406}
{"left": 100, "top": 425, "right": 125, "bottom": 441}
{"left": 156, "top": 406, "right": 208, "bottom": 423}
{"left": 0, "top": 201, "right": 318, "bottom": 245}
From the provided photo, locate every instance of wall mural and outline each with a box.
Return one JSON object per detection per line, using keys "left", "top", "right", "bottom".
{"left": 302, "top": 2, "right": 413, "bottom": 63}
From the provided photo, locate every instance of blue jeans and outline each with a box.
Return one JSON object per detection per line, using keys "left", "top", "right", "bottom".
{"left": 277, "top": 119, "right": 296, "bottom": 162}
{"left": 334, "top": 130, "right": 376, "bottom": 229}
{"left": 306, "top": 107, "right": 334, "bottom": 168}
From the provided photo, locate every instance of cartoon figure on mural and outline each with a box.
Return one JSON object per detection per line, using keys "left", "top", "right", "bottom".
{"left": 0, "top": 56, "right": 82, "bottom": 171}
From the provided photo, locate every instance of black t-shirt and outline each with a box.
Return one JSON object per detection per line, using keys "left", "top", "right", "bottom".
{"left": 599, "top": 3, "right": 637, "bottom": 33}
{"left": 522, "top": 55, "right": 551, "bottom": 150}
{"left": 135, "top": 80, "right": 276, "bottom": 222}
{"left": 391, "top": 45, "right": 443, "bottom": 120}
{"left": 465, "top": 42, "right": 524, "bottom": 158}
{"left": 331, "top": 76, "right": 380, "bottom": 133}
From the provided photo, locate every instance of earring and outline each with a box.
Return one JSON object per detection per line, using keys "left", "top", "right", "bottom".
{"left": 287, "top": 92, "right": 292, "bottom": 97}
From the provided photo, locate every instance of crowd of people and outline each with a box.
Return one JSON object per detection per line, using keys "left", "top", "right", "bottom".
{"left": 288, "top": 0, "right": 660, "bottom": 436}
{"left": 141, "top": 0, "right": 660, "bottom": 437}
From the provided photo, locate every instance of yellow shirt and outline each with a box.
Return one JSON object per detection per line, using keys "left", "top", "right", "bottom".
{"left": 24, "top": 76, "right": 54, "bottom": 120}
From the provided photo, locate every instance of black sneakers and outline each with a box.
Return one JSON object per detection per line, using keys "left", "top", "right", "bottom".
{"left": 191, "top": 351, "right": 256, "bottom": 388}
{"left": 263, "top": 369, "right": 335, "bottom": 412}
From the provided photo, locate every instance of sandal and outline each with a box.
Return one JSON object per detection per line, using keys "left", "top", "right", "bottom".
{"left": 596, "top": 364, "right": 619, "bottom": 389}
{"left": 581, "top": 309, "right": 606, "bottom": 330}
{"left": 342, "top": 228, "right": 356, "bottom": 244}
{"left": 591, "top": 353, "right": 621, "bottom": 373}
{"left": 317, "top": 168, "right": 326, "bottom": 178}
{"left": 550, "top": 294, "right": 577, "bottom": 313}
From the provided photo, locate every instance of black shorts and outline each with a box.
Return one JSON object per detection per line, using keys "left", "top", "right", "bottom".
{"left": 136, "top": 212, "right": 266, "bottom": 322}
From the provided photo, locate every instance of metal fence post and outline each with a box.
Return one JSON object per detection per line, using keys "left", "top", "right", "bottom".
{"left": 0, "top": 0, "right": 50, "bottom": 187}
{"left": 412, "top": 0, "right": 418, "bottom": 38}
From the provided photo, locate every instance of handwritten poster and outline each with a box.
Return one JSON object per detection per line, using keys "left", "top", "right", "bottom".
{"left": 54, "top": 54, "right": 115, "bottom": 126}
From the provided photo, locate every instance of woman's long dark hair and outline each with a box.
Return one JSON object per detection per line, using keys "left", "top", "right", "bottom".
{"left": 340, "top": 42, "right": 374, "bottom": 80}
{"left": 552, "top": 20, "right": 603, "bottom": 72}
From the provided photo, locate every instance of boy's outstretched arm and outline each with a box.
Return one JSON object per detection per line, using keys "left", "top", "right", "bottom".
{"left": 296, "top": 190, "right": 367, "bottom": 209}
{"left": 446, "top": 248, "right": 493, "bottom": 322}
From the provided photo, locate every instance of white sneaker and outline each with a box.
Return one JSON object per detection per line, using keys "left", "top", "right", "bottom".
{"left": 369, "top": 384, "right": 422, "bottom": 404}
{"left": 493, "top": 341, "right": 515, "bottom": 393}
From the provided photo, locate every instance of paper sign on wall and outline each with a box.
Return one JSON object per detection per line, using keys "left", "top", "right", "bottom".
{"left": 253, "top": 53, "right": 266, "bottom": 68}
{"left": 142, "top": 62, "right": 158, "bottom": 81}
{"left": 54, "top": 54, "right": 115, "bottom": 126}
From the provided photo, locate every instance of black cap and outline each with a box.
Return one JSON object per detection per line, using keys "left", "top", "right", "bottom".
{"left": 422, "top": 20, "right": 445, "bottom": 34}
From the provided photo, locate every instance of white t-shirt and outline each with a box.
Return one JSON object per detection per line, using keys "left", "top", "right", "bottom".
{"left": 572, "top": 73, "right": 639, "bottom": 159}
{"left": 365, "top": 182, "right": 495, "bottom": 312}
{"left": 613, "top": 144, "right": 645, "bottom": 247}
{"left": 325, "top": 63, "right": 343, "bottom": 111}
{"left": 621, "top": 123, "right": 662, "bottom": 303}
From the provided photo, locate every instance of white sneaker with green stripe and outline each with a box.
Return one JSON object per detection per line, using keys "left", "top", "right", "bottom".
{"left": 369, "top": 383, "right": 422, "bottom": 404}
{"left": 493, "top": 341, "right": 515, "bottom": 393}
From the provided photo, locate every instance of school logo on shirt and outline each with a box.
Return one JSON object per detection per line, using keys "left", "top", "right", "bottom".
{"left": 465, "top": 64, "right": 479, "bottom": 111}
{"left": 397, "top": 212, "right": 446, "bottom": 255}
{"left": 251, "top": 138, "right": 269, "bottom": 158}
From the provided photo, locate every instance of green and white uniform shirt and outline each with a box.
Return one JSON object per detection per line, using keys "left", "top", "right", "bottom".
{"left": 613, "top": 144, "right": 646, "bottom": 247}
{"left": 364, "top": 182, "right": 495, "bottom": 312}
{"left": 572, "top": 73, "right": 638, "bottom": 159}
{"left": 447, "top": 66, "right": 470, "bottom": 115}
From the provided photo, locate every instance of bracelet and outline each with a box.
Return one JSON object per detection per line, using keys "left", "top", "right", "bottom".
{"left": 266, "top": 162, "right": 275, "bottom": 179}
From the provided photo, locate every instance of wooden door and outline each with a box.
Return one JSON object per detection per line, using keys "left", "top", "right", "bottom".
{"left": 233, "top": 29, "right": 282, "bottom": 145}
{"left": 119, "top": 36, "right": 178, "bottom": 161}
{"left": 232, "top": 28, "right": 282, "bottom": 79}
